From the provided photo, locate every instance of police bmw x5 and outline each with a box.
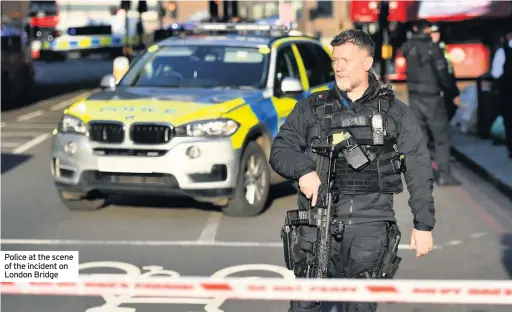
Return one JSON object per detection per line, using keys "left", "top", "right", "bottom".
{"left": 51, "top": 22, "right": 336, "bottom": 216}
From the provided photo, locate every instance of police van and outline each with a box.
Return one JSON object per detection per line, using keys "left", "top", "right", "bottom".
{"left": 28, "top": 1, "right": 134, "bottom": 61}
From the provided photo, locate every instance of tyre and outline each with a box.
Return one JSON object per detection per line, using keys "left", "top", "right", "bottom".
{"left": 221, "top": 141, "right": 271, "bottom": 217}
{"left": 57, "top": 190, "right": 106, "bottom": 211}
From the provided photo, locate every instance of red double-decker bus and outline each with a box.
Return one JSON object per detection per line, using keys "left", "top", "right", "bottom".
{"left": 350, "top": 0, "right": 512, "bottom": 81}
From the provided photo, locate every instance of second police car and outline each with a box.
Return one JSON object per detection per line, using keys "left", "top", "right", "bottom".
{"left": 51, "top": 23, "right": 335, "bottom": 217}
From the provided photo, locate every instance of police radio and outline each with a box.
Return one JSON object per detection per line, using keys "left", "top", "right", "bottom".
{"left": 372, "top": 101, "right": 385, "bottom": 145}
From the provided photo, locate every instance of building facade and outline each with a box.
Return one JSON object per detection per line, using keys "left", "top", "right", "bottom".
{"left": 236, "top": 0, "right": 353, "bottom": 44}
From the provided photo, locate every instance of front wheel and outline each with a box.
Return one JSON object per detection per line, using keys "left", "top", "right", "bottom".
{"left": 221, "top": 141, "right": 270, "bottom": 217}
{"left": 57, "top": 190, "right": 107, "bottom": 211}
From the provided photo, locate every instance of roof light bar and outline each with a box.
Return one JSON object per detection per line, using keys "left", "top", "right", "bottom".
{"left": 194, "top": 23, "right": 289, "bottom": 33}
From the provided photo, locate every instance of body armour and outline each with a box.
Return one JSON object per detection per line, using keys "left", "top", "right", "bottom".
{"left": 310, "top": 86, "right": 405, "bottom": 195}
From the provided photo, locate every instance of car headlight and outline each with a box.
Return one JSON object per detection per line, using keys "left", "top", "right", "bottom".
{"left": 175, "top": 119, "right": 240, "bottom": 137}
{"left": 58, "top": 115, "right": 87, "bottom": 134}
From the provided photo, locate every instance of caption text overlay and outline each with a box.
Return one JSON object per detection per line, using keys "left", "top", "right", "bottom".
{"left": 1, "top": 251, "right": 79, "bottom": 281}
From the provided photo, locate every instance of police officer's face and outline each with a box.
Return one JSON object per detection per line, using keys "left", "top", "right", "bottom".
{"left": 429, "top": 30, "right": 440, "bottom": 43}
{"left": 332, "top": 42, "right": 373, "bottom": 92}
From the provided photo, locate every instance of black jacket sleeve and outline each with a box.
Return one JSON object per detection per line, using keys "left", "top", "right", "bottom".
{"left": 396, "top": 101, "right": 436, "bottom": 231}
{"left": 269, "top": 97, "right": 316, "bottom": 181}
{"left": 429, "top": 43, "right": 459, "bottom": 97}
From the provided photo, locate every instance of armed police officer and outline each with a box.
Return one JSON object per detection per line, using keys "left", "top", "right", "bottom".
{"left": 401, "top": 19, "right": 460, "bottom": 186}
{"left": 430, "top": 23, "right": 460, "bottom": 121}
{"left": 269, "top": 29, "right": 436, "bottom": 312}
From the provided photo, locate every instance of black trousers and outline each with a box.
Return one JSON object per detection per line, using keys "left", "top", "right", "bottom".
{"left": 427, "top": 95, "right": 455, "bottom": 166}
{"left": 409, "top": 93, "right": 453, "bottom": 177}
{"left": 444, "top": 96, "right": 457, "bottom": 122}
{"left": 289, "top": 222, "right": 389, "bottom": 312}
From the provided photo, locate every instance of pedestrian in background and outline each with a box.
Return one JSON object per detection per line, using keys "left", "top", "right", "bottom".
{"left": 490, "top": 30, "right": 512, "bottom": 159}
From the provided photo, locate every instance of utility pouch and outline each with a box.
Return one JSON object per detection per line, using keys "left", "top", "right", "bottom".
{"left": 378, "top": 222, "right": 402, "bottom": 279}
{"left": 380, "top": 256, "right": 402, "bottom": 279}
{"left": 281, "top": 221, "right": 299, "bottom": 270}
{"left": 356, "top": 222, "right": 402, "bottom": 279}
{"left": 391, "top": 144, "right": 406, "bottom": 174}
{"left": 342, "top": 142, "right": 370, "bottom": 171}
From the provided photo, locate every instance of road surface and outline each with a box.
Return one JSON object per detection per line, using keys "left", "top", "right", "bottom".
{"left": 1, "top": 89, "right": 512, "bottom": 312}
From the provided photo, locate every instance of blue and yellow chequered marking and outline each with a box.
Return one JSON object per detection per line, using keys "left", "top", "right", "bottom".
{"left": 41, "top": 34, "right": 137, "bottom": 51}
{"left": 224, "top": 93, "right": 309, "bottom": 150}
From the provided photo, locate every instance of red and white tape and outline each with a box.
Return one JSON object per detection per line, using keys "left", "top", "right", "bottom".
{"left": 2, "top": 276, "right": 512, "bottom": 305}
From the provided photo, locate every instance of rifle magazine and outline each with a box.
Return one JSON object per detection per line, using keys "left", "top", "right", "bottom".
{"left": 286, "top": 209, "right": 311, "bottom": 226}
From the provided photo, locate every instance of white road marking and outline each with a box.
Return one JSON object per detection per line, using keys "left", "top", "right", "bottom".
{"left": 1, "top": 131, "right": 46, "bottom": 137}
{"left": 50, "top": 91, "right": 92, "bottom": 111}
{"left": 12, "top": 133, "right": 52, "bottom": 154}
{"left": 0, "top": 238, "right": 434, "bottom": 250}
{"left": 197, "top": 212, "right": 223, "bottom": 242}
{"left": 74, "top": 261, "right": 294, "bottom": 311}
{"left": 17, "top": 110, "right": 43, "bottom": 121}
{"left": 0, "top": 238, "right": 282, "bottom": 247}
{"left": 5, "top": 123, "right": 56, "bottom": 129}
{"left": 1, "top": 122, "right": 6, "bottom": 127}
{"left": 446, "top": 239, "right": 463, "bottom": 246}
{"left": 1, "top": 142, "right": 21, "bottom": 148}
{"left": 470, "top": 232, "right": 488, "bottom": 238}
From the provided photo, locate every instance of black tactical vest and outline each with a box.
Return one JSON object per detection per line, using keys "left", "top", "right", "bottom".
{"left": 310, "top": 87, "right": 404, "bottom": 195}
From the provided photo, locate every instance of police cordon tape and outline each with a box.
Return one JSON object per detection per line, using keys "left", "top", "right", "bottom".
{"left": 1, "top": 276, "right": 512, "bottom": 305}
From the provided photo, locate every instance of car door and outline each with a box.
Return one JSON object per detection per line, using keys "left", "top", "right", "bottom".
{"left": 270, "top": 42, "right": 305, "bottom": 130}
{"left": 294, "top": 41, "right": 335, "bottom": 94}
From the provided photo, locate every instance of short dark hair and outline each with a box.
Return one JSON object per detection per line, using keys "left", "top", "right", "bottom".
{"left": 330, "top": 29, "right": 375, "bottom": 57}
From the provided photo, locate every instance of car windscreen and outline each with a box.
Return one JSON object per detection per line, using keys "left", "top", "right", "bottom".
{"left": 119, "top": 45, "right": 269, "bottom": 89}
{"left": 29, "top": 1, "right": 58, "bottom": 17}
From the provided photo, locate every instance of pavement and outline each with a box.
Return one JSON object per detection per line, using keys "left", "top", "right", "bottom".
{"left": 1, "top": 79, "right": 512, "bottom": 312}
{"left": 451, "top": 131, "right": 512, "bottom": 201}
{"left": 392, "top": 82, "right": 512, "bottom": 201}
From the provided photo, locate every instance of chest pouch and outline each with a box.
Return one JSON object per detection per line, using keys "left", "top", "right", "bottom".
{"left": 391, "top": 144, "right": 406, "bottom": 174}
{"left": 332, "top": 130, "right": 370, "bottom": 171}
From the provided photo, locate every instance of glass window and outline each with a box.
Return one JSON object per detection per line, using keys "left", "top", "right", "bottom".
{"left": 274, "top": 45, "right": 300, "bottom": 92}
{"left": 312, "top": 43, "right": 334, "bottom": 83}
{"left": 119, "top": 45, "right": 270, "bottom": 89}
{"left": 296, "top": 42, "right": 333, "bottom": 87}
{"left": 316, "top": 0, "right": 333, "bottom": 17}
{"left": 29, "top": 1, "right": 58, "bottom": 17}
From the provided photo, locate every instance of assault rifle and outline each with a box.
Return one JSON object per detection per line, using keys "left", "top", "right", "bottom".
{"left": 282, "top": 140, "right": 343, "bottom": 278}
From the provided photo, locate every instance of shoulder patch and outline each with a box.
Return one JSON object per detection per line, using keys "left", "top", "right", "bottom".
{"left": 307, "top": 89, "right": 329, "bottom": 109}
